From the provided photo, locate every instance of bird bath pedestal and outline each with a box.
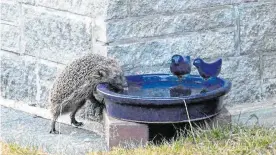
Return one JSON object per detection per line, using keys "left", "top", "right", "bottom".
{"left": 97, "top": 74, "right": 231, "bottom": 149}
{"left": 103, "top": 106, "right": 231, "bottom": 149}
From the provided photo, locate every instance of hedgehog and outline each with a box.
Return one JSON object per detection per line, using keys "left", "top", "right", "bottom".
{"left": 49, "top": 53, "right": 128, "bottom": 134}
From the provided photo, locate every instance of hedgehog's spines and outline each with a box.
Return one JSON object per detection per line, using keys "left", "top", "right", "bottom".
{"left": 48, "top": 53, "right": 126, "bottom": 134}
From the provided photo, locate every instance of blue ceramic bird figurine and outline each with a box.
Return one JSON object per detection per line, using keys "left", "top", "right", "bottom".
{"left": 193, "top": 58, "right": 222, "bottom": 80}
{"left": 170, "top": 54, "right": 191, "bottom": 79}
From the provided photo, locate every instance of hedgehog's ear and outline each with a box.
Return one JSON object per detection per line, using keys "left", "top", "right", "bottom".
{"left": 98, "top": 70, "right": 107, "bottom": 78}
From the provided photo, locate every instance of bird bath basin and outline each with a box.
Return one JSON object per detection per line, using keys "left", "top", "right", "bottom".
{"left": 97, "top": 74, "right": 231, "bottom": 123}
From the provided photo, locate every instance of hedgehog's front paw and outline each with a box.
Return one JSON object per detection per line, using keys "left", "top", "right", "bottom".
{"left": 50, "top": 129, "right": 61, "bottom": 134}
{"left": 71, "top": 121, "right": 83, "bottom": 127}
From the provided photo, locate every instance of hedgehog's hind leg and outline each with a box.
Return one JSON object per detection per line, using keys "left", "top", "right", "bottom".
{"left": 50, "top": 112, "right": 60, "bottom": 134}
{"left": 49, "top": 103, "right": 68, "bottom": 134}
{"left": 70, "top": 100, "right": 86, "bottom": 127}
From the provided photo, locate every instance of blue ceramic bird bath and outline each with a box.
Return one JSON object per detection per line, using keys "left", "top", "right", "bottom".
{"left": 97, "top": 74, "right": 231, "bottom": 123}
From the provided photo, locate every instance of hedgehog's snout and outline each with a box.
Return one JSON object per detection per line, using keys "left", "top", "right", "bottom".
{"left": 109, "top": 76, "right": 128, "bottom": 93}
{"left": 109, "top": 84, "right": 124, "bottom": 93}
{"left": 113, "top": 81, "right": 128, "bottom": 92}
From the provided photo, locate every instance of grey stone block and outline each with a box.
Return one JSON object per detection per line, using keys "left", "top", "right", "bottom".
{"left": 107, "top": 7, "right": 234, "bottom": 41}
{"left": 0, "top": 51, "right": 58, "bottom": 107}
{"left": 262, "top": 54, "right": 276, "bottom": 99}
{"left": 92, "top": 0, "right": 108, "bottom": 18}
{"left": 108, "top": 40, "right": 171, "bottom": 70}
{"left": 263, "top": 0, "right": 276, "bottom": 3}
{"left": 38, "top": 63, "right": 58, "bottom": 83}
{"left": 224, "top": 78, "right": 262, "bottom": 105}
{"left": 262, "top": 79, "right": 276, "bottom": 99}
{"left": 171, "top": 28, "right": 236, "bottom": 59}
{"left": 109, "top": 28, "right": 236, "bottom": 74}
{"left": 36, "top": 0, "right": 129, "bottom": 19}
{"left": 261, "top": 35, "right": 276, "bottom": 52}
{"left": 37, "top": 63, "right": 59, "bottom": 107}
{"left": 107, "top": 0, "right": 128, "bottom": 19}
{"left": 220, "top": 55, "right": 261, "bottom": 79}
{"left": 123, "top": 66, "right": 171, "bottom": 75}
{"left": 18, "top": 0, "right": 35, "bottom": 5}
{"left": 1, "top": 24, "right": 20, "bottom": 53}
{"left": 221, "top": 55, "right": 262, "bottom": 105}
{"left": 129, "top": 0, "right": 234, "bottom": 17}
{"left": 1, "top": 52, "right": 37, "bottom": 103}
{"left": 241, "top": 33, "right": 276, "bottom": 56}
{"left": 239, "top": 3, "right": 276, "bottom": 54}
{"left": 231, "top": 0, "right": 258, "bottom": 4}
{"left": 23, "top": 6, "right": 93, "bottom": 64}
{"left": 0, "top": 1, "right": 19, "bottom": 22}
{"left": 263, "top": 54, "right": 276, "bottom": 79}
{"left": 36, "top": 0, "right": 94, "bottom": 17}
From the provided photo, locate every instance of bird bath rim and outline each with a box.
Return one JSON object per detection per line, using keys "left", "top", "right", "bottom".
{"left": 96, "top": 74, "right": 231, "bottom": 106}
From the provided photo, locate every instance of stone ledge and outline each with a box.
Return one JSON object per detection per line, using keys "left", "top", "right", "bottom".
{"left": 0, "top": 97, "right": 104, "bottom": 136}
{"left": 226, "top": 98, "right": 276, "bottom": 127}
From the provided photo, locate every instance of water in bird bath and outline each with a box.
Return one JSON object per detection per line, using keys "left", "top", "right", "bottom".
{"left": 115, "top": 80, "right": 221, "bottom": 98}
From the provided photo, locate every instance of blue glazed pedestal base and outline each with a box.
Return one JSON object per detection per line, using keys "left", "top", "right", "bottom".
{"left": 105, "top": 97, "right": 223, "bottom": 123}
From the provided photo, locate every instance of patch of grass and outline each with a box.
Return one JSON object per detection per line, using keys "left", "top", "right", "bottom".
{"left": 90, "top": 125, "right": 276, "bottom": 155}
{"left": 1, "top": 142, "right": 46, "bottom": 155}
{"left": 1, "top": 125, "right": 275, "bottom": 155}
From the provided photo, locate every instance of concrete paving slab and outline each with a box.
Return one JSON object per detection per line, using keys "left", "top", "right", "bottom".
{"left": 0, "top": 106, "right": 107, "bottom": 155}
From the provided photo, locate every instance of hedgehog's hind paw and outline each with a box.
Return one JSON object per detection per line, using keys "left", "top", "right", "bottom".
{"left": 49, "top": 129, "right": 61, "bottom": 134}
{"left": 71, "top": 121, "right": 84, "bottom": 127}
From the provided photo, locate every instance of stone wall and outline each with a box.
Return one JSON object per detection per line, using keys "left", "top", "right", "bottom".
{"left": 1, "top": 0, "right": 276, "bottom": 109}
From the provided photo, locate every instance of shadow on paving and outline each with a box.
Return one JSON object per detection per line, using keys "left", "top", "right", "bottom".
{"left": 0, "top": 106, "right": 107, "bottom": 155}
